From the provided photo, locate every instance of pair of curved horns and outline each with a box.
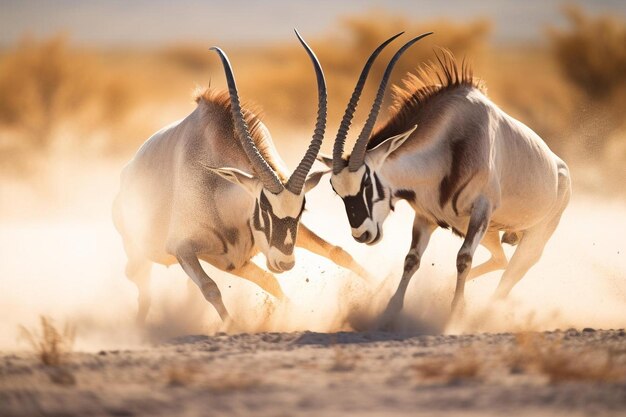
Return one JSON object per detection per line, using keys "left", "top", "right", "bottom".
{"left": 332, "top": 31, "right": 433, "bottom": 173}
{"left": 210, "top": 29, "right": 326, "bottom": 195}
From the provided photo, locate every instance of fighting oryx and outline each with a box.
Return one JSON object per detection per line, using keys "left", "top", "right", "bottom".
{"left": 319, "top": 33, "right": 571, "bottom": 320}
{"left": 113, "top": 31, "right": 366, "bottom": 325}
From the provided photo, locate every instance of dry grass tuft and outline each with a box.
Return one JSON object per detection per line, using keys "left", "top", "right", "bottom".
{"left": 508, "top": 332, "right": 626, "bottom": 383}
{"left": 413, "top": 348, "right": 481, "bottom": 384}
{"left": 203, "top": 372, "right": 261, "bottom": 393}
{"left": 19, "top": 315, "right": 75, "bottom": 367}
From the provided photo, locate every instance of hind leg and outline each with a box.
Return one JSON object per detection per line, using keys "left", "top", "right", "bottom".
{"left": 466, "top": 230, "right": 508, "bottom": 281}
{"left": 493, "top": 170, "right": 570, "bottom": 299}
{"left": 125, "top": 256, "right": 152, "bottom": 326}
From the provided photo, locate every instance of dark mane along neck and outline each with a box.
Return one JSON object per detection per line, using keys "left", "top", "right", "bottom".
{"left": 194, "top": 88, "right": 287, "bottom": 181}
{"left": 367, "top": 49, "right": 486, "bottom": 150}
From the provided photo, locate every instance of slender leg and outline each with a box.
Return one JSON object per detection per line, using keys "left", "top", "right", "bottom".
{"left": 466, "top": 230, "right": 507, "bottom": 281}
{"left": 297, "top": 223, "right": 371, "bottom": 281}
{"left": 125, "top": 256, "right": 152, "bottom": 326}
{"left": 380, "top": 215, "right": 436, "bottom": 323}
{"left": 451, "top": 195, "right": 492, "bottom": 312}
{"left": 493, "top": 169, "right": 570, "bottom": 299}
{"left": 231, "top": 261, "right": 287, "bottom": 300}
{"left": 176, "top": 251, "right": 230, "bottom": 322}
{"left": 492, "top": 215, "right": 562, "bottom": 299}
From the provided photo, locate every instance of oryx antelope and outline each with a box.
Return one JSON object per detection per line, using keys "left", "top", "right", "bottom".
{"left": 320, "top": 33, "right": 571, "bottom": 319}
{"left": 113, "top": 31, "right": 366, "bottom": 324}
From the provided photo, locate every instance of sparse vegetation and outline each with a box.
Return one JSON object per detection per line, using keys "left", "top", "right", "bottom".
{"left": 508, "top": 332, "right": 626, "bottom": 383}
{"left": 202, "top": 372, "right": 261, "bottom": 393}
{"left": 412, "top": 349, "right": 481, "bottom": 384}
{"left": 0, "top": 8, "right": 624, "bottom": 194}
{"left": 19, "top": 315, "right": 75, "bottom": 367}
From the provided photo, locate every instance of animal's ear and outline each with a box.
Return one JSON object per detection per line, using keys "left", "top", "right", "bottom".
{"left": 206, "top": 166, "right": 260, "bottom": 194}
{"left": 366, "top": 124, "right": 417, "bottom": 167}
{"left": 316, "top": 153, "right": 333, "bottom": 169}
{"left": 303, "top": 170, "right": 329, "bottom": 193}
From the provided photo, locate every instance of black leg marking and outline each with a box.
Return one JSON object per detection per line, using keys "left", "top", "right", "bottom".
{"left": 456, "top": 253, "right": 472, "bottom": 274}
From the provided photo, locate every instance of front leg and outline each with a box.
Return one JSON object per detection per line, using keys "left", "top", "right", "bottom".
{"left": 230, "top": 261, "right": 287, "bottom": 301}
{"left": 451, "top": 195, "right": 492, "bottom": 313}
{"left": 176, "top": 250, "right": 230, "bottom": 322}
{"left": 296, "top": 223, "right": 371, "bottom": 281}
{"left": 381, "top": 215, "right": 436, "bottom": 323}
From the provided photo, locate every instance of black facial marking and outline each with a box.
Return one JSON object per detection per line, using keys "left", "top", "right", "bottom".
{"left": 394, "top": 189, "right": 416, "bottom": 202}
{"left": 252, "top": 191, "right": 303, "bottom": 254}
{"left": 342, "top": 166, "right": 374, "bottom": 228}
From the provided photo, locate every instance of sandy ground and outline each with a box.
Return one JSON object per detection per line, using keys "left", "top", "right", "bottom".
{"left": 1, "top": 161, "right": 625, "bottom": 416}
{"left": 1, "top": 328, "right": 625, "bottom": 417}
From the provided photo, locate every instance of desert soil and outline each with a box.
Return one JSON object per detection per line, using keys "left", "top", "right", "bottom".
{"left": 1, "top": 328, "right": 625, "bottom": 417}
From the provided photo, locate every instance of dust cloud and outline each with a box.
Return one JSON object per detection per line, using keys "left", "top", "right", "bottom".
{"left": 1, "top": 154, "right": 624, "bottom": 352}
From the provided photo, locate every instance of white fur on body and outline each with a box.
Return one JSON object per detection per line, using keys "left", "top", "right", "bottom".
{"left": 327, "top": 85, "right": 571, "bottom": 318}
{"left": 115, "top": 105, "right": 268, "bottom": 271}
{"left": 113, "top": 98, "right": 368, "bottom": 324}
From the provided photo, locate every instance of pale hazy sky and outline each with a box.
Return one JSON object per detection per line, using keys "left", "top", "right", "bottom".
{"left": 1, "top": 0, "right": 625, "bottom": 47}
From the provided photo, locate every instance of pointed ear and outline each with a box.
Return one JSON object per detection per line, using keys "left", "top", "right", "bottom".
{"left": 316, "top": 153, "right": 333, "bottom": 169}
{"left": 206, "top": 166, "right": 260, "bottom": 195}
{"left": 303, "top": 170, "right": 329, "bottom": 193}
{"left": 366, "top": 124, "right": 417, "bottom": 167}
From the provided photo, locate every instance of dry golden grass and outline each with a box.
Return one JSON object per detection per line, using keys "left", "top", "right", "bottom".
{"left": 550, "top": 5, "right": 626, "bottom": 101}
{"left": 412, "top": 348, "right": 481, "bottom": 384}
{"left": 19, "top": 315, "right": 75, "bottom": 367}
{"left": 202, "top": 372, "right": 261, "bottom": 393}
{"left": 509, "top": 332, "right": 626, "bottom": 384}
{"left": 0, "top": 9, "right": 625, "bottom": 194}
{"left": 166, "top": 362, "right": 261, "bottom": 391}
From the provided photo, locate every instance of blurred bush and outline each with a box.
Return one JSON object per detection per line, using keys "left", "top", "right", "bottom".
{"left": 550, "top": 6, "right": 626, "bottom": 100}
{"left": 0, "top": 8, "right": 624, "bottom": 194}
{"left": 547, "top": 6, "right": 626, "bottom": 181}
{"left": 0, "top": 36, "right": 136, "bottom": 162}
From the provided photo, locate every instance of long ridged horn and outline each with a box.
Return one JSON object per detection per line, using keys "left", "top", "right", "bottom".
{"left": 210, "top": 47, "right": 284, "bottom": 194}
{"left": 348, "top": 32, "right": 433, "bottom": 172}
{"left": 332, "top": 32, "right": 404, "bottom": 174}
{"left": 286, "top": 29, "right": 327, "bottom": 195}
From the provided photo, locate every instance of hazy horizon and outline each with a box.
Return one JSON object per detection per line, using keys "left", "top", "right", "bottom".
{"left": 2, "top": 0, "right": 626, "bottom": 47}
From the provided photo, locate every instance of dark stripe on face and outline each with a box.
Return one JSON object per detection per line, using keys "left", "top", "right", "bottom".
{"left": 342, "top": 166, "right": 374, "bottom": 228}
{"left": 252, "top": 191, "right": 303, "bottom": 254}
